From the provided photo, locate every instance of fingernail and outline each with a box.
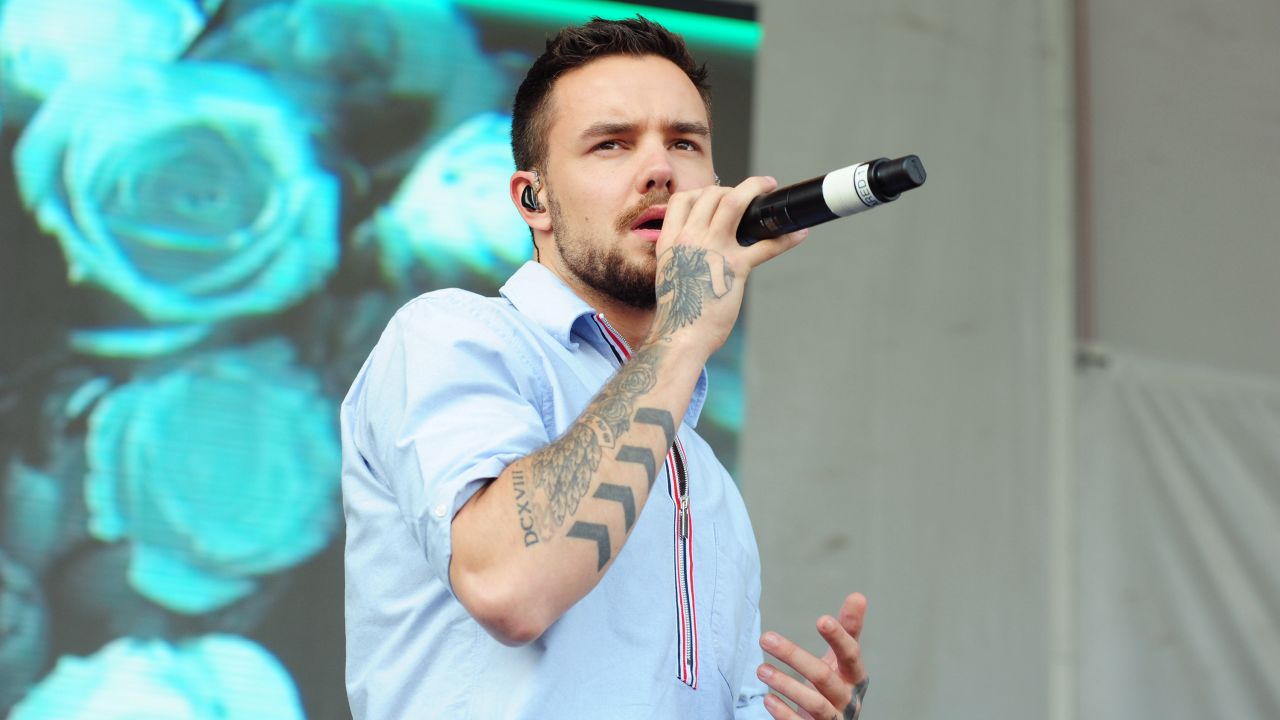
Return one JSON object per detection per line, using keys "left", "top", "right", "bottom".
{"left": 821, "top": 617, "right": 836, "bottom": 632}
{"left": 758, "top": 664, "right": 774, "bottom": 679}
{"left": 762, "top": 632, "right": 779, "bottom": 649}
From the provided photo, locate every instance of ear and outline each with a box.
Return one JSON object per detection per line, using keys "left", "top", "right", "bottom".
{"left": 510, "top": 171, "right": 552, "bottom": 233}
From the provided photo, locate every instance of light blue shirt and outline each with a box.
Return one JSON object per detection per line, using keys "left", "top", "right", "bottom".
{"left": 341, "top": 262, "right": 769, "bottom": 719}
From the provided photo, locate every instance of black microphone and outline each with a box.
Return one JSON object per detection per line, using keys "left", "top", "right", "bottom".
{"left": 736, "top": 155, "right": 926, "bottom": 246}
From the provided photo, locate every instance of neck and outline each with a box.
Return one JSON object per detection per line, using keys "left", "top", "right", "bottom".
{"left": 589, "top": 296, "right": 654, "bottom": 351}
{"left": 537, "top": 258, "right": 655, "bottom": 350}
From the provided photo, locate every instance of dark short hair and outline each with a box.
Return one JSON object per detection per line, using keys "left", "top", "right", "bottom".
{"left": 511, "top": 15, "right": 712, "bottom": 172}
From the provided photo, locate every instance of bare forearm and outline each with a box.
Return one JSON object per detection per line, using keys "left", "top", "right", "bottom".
{"left": 451, "top": 243, "right": 747, "bottom": 643}
{"left": 518, "top": 341, "right": 686, "bottom": 556}
{"left": 449, "top": 337, "right": 703, "bottom": 642}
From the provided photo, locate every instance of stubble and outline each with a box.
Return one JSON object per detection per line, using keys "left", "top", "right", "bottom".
{"left": 548, "top": 190, "right": 670, "bottom": 310}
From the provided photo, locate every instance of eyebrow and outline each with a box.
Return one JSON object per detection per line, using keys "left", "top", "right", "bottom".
{"left": 579, "top": 120, "right": 711, "bottom": 140}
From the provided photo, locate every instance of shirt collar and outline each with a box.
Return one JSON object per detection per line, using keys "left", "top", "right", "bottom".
{"left": 500, "top": 262, "right": 595, "bottom": 349}
{"left": 499, "top": 262, "right": 709, "bottom": 428}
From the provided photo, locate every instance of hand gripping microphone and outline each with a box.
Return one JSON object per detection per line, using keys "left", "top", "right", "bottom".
{"left": 736, "top": 155, "right": 926, "bottom": 245}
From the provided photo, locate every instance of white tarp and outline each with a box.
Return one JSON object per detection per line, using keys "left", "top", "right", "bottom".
{"left": 1076, "top": 349, "right": 1280, "bottom": 720}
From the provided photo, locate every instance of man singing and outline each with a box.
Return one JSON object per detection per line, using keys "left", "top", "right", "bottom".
{"left": 341, "top": 16, "right": 869, "bottom": 719}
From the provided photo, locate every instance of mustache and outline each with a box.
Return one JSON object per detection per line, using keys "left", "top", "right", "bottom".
{"left": 614, "top": 190, "right": 672, "bottom": 234}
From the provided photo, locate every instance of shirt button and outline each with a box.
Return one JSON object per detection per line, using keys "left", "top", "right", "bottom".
{"left": 433, "top": 504, "right": 448, "bottom": 518}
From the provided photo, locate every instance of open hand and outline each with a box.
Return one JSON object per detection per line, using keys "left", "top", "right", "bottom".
{"left": 757, "top": 592, "right": 870, "bottom": 720}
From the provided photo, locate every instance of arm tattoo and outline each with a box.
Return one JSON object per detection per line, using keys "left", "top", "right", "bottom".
{"left": 615, "top": 445, "right": 657, "bottom": 486}
{"left": 614, "top": 406, "right": 676, "bottom": 488}
{"left": 511, "top": 468, "right": 540, "bottom": 547}
{"left": 514, "top": 247, "right": 723, "bottom": 552}
{"left": 593, "top": 483, "right": 637, "bottom": 531}
{"left": 566, "top": 521, "right": 611, "bottom": 571}
{"left": 633, "top": 407, "right": 676, "bottom": 447}
{"left": 653, "top": 246, "right": 735, "bottom": 339}
{"left": 516, "top": 344, "right": 671, "bottom": 568}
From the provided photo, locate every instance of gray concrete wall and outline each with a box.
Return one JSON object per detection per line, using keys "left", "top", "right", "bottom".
{"left": 741, "top": 2, "right": 1075, "bottom": 718}
{"left": 1083, "top": 0, "right": 1280, "bottom": 379}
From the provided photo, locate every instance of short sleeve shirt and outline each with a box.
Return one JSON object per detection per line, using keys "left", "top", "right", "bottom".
{"left": 341, "top": 262, "right": 770, "bottom": 719}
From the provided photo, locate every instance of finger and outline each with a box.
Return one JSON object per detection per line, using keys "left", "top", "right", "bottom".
{"left": 657, "top": 188, "right": 704, "bottom": 248}
{"left": 708, "top": 175, "right": 778, "bottom": 238}
{"left": 761, "top": 631, "right": 846, "bottom": 710}
{"left": 762, "top": 693, "right": 807, "bottom": 720}
{"left": 838, "top": 592, "right": 868, "bottom": 641}
{"left": 817, "top": 615, "right": 865, "bottom": 684}
{"left": 676, "top": 185, "right": 732, "bottom": 244}
{"left": 740, "top": 226, "right": 809, "bottom": 266}
{"left": 757, "top": 663, "right": 833, "bottom": 720}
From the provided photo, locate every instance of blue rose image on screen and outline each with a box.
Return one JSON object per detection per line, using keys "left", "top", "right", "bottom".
{"left": 83, "top": 341, "right": 341, "bottom": 614}
{"left": 0, "top": 0, "right": 223, "bottom": 118}
{"left": 371, "top": 111, "right": 531, "bottom": 284}
{"left": 191, "top": 0, "right": 505, "bottom": 129}
{"left": 0, "top": 1, "right": 760, "bottom": 715}
{"left": 0, "top": 552, "right": 48, "bottom": 710}
{"left": 8, "top": 635, "right": 304, "bottom": 719}
{"left": 13, "top": 62, "right": 339, "bottom": 355}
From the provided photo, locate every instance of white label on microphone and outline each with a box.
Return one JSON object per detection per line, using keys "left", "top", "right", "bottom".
{"left": 823, "top": 162, "right": 879, "bottom": 217}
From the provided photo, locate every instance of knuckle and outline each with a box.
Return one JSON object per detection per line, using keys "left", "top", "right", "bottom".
{"left": 720, "top": 190, "right": 749, "bottom": 212}
{"left": 802, "top": 698, "right": 832, "bottom": 718}
{"left": 672, "top": 188, "right": 700, "bottom": 204}
{"left": 700, "top": 189, "right": 727, "bottom": 210}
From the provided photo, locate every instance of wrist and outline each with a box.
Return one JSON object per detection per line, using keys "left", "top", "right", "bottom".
{"left": 638, "top": 329, "right": 717, "bottom": 367}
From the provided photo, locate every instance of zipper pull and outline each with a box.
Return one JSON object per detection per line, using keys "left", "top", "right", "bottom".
{"left": 678, "top": 503, "right": 689, "bottom": 539}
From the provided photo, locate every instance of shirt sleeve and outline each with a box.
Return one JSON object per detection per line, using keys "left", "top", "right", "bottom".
{"left": 354, "top": 292, "right": 550, "bottom": 593}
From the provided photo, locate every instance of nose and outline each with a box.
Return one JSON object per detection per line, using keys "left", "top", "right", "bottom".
{"left": 635, "top": 143, "right": 675, "bottom": 195}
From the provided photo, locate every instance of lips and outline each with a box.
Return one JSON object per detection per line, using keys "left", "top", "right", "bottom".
{"left": 629, "top": 205, "right": 666, "bottom": 232}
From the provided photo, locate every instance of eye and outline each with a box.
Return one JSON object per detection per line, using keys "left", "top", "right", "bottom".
{"left": 672, "top": 139, "right": 702, "bottom": 152}
{"left": 593, "top": 140, "right": 624, "bottom": 152}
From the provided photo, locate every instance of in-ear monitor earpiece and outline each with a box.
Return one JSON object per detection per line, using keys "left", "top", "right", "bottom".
{"left": 521, "top": 185, "right": 542, "bottom": 212}
{"left": 521, "top": 171, "right": 544, "bottom": 212}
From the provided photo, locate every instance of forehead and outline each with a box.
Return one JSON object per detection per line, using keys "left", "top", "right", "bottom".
{"left": 546, "top": 54, "right": 709, "bottom": 141}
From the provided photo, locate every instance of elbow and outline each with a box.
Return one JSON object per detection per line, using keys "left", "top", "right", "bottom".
{"left": 477, "top": 592, "right": 547, "bottom": 648}
{"left": 450, "top": 563, "right": 549, "bottom": 647}
{"left": 484, "top": 612, "right": 547, "bottom": 648}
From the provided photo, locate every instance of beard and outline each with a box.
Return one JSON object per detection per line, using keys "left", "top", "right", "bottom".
{"left": 548, "top": 190, "right": 667, "bottom": 310}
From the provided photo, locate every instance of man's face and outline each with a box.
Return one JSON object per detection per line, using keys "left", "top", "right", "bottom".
{"left": 539, "top": 54, "right": 715, "bottom": 309}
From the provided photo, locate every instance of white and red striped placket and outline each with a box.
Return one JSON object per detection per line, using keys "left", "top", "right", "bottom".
{"left": 592, "top": 313, "right": 700, "bottom": 689}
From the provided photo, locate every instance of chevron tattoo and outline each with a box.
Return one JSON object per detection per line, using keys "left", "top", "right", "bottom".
{"left": 593, "top": 483, "right": 637, "bottom": 531}
{"left": 566, "top": 521, "right": 611, "bottom": 571}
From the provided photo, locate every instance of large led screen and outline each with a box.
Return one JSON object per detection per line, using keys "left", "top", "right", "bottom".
{"left": 0, "top": 0, "right": 758, "bottom": 716}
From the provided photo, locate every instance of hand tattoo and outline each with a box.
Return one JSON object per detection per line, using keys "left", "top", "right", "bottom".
{"left": 653, "top": 246, "right": 735, "bottom": 339}
{"left": 843, "top": 676, "right": 870, "bottom": 720}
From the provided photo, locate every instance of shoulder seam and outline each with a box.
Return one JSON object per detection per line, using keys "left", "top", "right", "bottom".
{"left": 399, "top": 290, "right": 555, "bottom": 438}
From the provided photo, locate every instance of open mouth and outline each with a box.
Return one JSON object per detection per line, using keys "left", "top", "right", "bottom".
{"left": 629, "top": 205, "right": 667, "bottom": 235}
